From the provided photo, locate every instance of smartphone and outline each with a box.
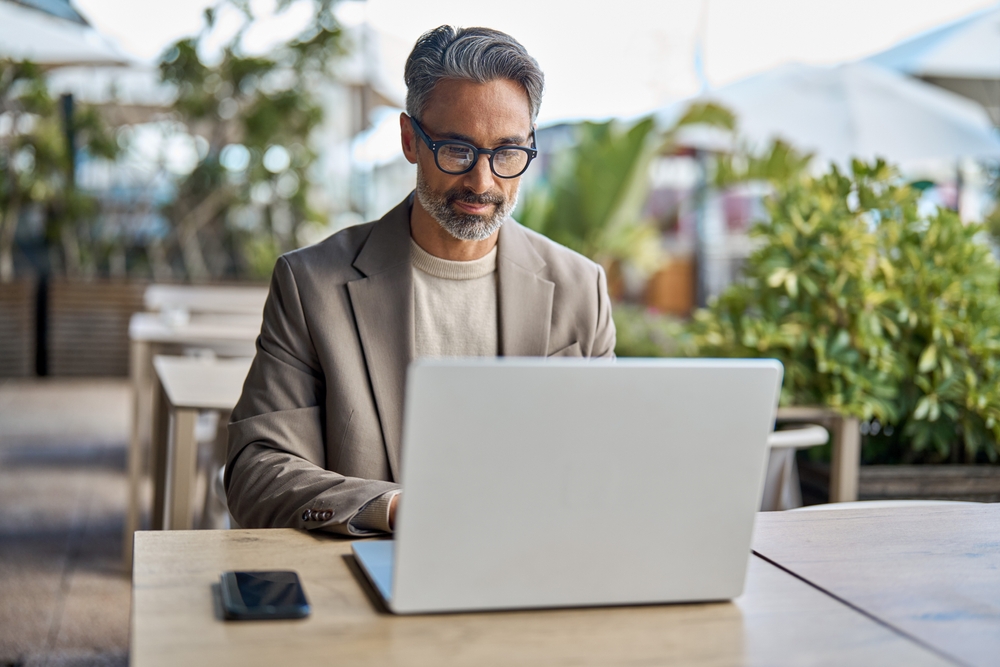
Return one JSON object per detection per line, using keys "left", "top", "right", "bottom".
{"left": 219, "top": 570, "right": 310, "bottom": 620}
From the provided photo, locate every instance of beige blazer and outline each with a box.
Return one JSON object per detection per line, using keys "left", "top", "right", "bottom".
{"left": 226, "top": 196, "right": 616, "bottom": 534}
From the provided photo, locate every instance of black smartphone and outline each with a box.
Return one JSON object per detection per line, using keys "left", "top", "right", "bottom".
{"left": 219, "top": 570, "right": 310, "bottom": 620}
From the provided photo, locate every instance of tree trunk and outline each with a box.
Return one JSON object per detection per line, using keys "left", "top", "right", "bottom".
{"left": 0, "top": 198, "right": 21, "bottom": 283}
{"left": 147, "top": 240, "right": 173, "bottom": 282}
{"left": 60, "top": 222, "right": 82, "bottom": 278}
{"left": 175, "top": 187, "right": 232, "bottom": 282}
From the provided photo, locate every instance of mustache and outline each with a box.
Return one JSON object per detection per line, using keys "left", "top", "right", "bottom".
{"left": 446, "top": 190, "right": 505, "bottom": 206}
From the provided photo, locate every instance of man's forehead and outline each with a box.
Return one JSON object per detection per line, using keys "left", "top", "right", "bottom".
{"left": 421, "top": 78, "right": 532, "bottom": 142}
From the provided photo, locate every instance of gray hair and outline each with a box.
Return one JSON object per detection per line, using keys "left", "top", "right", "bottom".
{"left": 404, "top": 26, "right": 544, "bottom": 125}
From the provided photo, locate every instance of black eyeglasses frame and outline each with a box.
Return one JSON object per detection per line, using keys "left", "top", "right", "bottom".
{"left": 409, "top": 116, "right": 538, "bottom": 179}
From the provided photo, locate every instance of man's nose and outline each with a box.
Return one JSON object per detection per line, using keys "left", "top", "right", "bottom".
{"left": 462, "top": 153, "right": 495, "bottom": 194}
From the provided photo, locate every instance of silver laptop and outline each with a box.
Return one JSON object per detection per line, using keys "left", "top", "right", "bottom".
{"left": 353, "top": 357, "right": 782, "bottom": 614}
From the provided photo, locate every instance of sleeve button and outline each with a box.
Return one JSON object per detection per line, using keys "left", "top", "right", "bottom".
{"left": 302, "top": 510, "right": 312, "bottom": 521}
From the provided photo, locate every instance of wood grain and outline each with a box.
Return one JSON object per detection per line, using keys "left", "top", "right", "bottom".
{"left": 131, "top": 529, "right": 951, "bottom": 667}
{"left": 754, "top": 503, "right": 1000, "bottom": 667}
{"left": 0, "top": 280, "right": 34, "bottom": 377}
{"left": 48, "top": 279, "right": 147, "bottom": 377}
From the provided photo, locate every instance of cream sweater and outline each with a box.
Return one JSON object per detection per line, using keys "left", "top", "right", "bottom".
{"left": 410, "top": 239, "right": 498, "bottom": 359}
{"left": 351, "top": 238, "right": 499, "bottom": 533}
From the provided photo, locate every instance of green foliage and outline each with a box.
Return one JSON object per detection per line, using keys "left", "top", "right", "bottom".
{"left": 714, "top": 140, "right": 813, "bottom": 188}
{"left": 681, "top": 160, "right": 1000, "bottom": 462}
{"left": 879, "top": 203, "right": 1000, "bottom": 461}
{"left": 612, "top": 302, "right": 680, "bottom": 358}
{"left": 0, "top": 59, "right": 119, "bottom": 281}
{"left": 155, "top": 0, "right": 341, "bottom": 281}
{"left": 518, "top": 116, "right": 663, "bottom": 274}
{"left": 674, "top": 101, "right": 736, "bottom": 132}
{"left": 517, "top": 105, "right": 739, "bottom": 279}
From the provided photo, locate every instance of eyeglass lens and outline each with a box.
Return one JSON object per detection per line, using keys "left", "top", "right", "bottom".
{"left": 437, "top": 144, "right": 529, "bottom": 177}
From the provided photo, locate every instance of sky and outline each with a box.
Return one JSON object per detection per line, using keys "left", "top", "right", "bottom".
{"left": 73, "top": 0, "right": 995, "bottom": 123}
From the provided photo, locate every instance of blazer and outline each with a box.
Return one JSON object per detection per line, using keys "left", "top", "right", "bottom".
{"left": 226, "top": 195, "right": 616, "bottom": 534}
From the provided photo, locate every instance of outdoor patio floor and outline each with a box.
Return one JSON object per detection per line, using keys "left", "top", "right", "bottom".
{"left": 0, "top": 378, "right": 131, "bottom": 667}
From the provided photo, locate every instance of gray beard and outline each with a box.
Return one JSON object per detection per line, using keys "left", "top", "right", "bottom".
{"left": 415, "top": 169, "right": 518, "bottom": 242}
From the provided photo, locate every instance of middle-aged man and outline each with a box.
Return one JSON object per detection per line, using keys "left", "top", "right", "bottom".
{"left": 225, "top": 25, "right": 616, "bottom": 536}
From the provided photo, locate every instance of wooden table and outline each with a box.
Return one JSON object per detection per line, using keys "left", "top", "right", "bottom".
{"left": 754, "top": 503, "right": 1000, "bottom": 667}
{"left": 148, "top": 355, "right": 253, "bottom": 534}
{"left": 130, "top": 524, "right": 955, "bottom": 666}
{"left": 776, "top": 406, "right": 860, "bottom": 503}
{"left": 123, "top": 314, "right": 259, "bottom": 571}
{"left": 144, "top": 284, "right": 268, "bottom": 316}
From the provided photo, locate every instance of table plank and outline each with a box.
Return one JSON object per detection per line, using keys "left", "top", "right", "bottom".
{"left": 131, "top": 529, "right": 951, "bottom": 667}
{"left": 753, "top": 504, "right": 1000, "bottom": 667}
{"left": 145, "top": 284, "right": 268, "bottom": 316}
{"left": 152, "top": 355, "right": 253, "bottom": 410}
{"left": 124, "top": 315, "right": 259, "bottom": 571}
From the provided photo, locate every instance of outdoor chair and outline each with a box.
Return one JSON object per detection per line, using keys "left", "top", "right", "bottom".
{"left": 761, "top": 424, "right": 829, "bottom": 511}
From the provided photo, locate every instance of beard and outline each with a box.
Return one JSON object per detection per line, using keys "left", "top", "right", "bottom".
{"left": 415, "top": 169, "right": 518, "bottom": 242}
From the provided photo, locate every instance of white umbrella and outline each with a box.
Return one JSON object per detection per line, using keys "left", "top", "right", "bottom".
{"left": 666, "top": 61, "right": 1000, "bottom": 168}
{"left": 0, "top": 0, "right": 131, "bottom": 68}
{"left": 868, "top": 5, "right": 1000, "bottom": 124}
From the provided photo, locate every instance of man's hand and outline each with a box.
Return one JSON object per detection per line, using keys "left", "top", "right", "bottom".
{"left": 389, "top": 493, "right": 400, "bottom": 530}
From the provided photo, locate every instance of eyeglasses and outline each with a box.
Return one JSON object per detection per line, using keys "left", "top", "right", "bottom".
{"left": 410, "top": 116, "right": 538, "bottom": 179}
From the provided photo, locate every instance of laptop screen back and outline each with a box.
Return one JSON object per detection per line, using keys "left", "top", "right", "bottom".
{"left": 389, "top": 358, "right": 782, "bottom": 613}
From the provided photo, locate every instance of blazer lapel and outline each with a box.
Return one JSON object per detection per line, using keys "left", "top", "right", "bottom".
{"left": 497, "top": 221, "right": 554, "bottom": 356}
{"left": 347, "top": 199, "right": 413, "bottom": 481}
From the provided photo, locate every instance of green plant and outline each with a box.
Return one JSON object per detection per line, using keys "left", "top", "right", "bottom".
{"left": 155, "top": 0, "right": 343, "bottom": 281}
{"left": 517, "top": 103, "right": 737, "bottom": 280}
{"left": 713, "top": 139, "right": 813, "bottom": 188}
{"left": 878, "top": 199, "right": 1000, "bottom": 461}
{"left": 682, "top": 160, "right": 1000, "bottom": 463}
{"left": 0, "top": 60, "right": 118, "bottom": 281}
{"left": 517, "top": 116, "right": 663, "bottom": 276}
{"left": 612, "top": 302, "right": 680, "bottom": 358}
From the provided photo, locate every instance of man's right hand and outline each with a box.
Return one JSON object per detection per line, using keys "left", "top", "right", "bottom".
{"left": 389, "top": 493, "right": 400, "bottom": 530}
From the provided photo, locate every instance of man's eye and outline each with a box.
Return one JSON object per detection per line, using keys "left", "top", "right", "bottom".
{"left": 441, "top": 145, "right": 473, "bottom": 161}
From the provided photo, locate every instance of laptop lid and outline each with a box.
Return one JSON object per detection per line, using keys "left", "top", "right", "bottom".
{"left": 381, "top": 358, "right": 782, "bottom": 614}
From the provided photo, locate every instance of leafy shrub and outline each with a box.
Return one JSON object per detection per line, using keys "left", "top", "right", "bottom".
{"left": 518, "top": 117, "right": 663, "bottom": 276}
{"left": 612, "top": 303, "right": 679, "bottom": 358}
{"left": 681, "top": 160, "right": 1000, "bottom": 462}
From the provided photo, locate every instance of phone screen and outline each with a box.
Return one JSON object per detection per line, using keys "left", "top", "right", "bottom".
{"left": 221, "top": 570, "right": 310, "bottom": 620}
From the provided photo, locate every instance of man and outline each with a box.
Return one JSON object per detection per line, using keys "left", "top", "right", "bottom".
{"left": 226, "top": 25, "right": 616, "bottom": 535}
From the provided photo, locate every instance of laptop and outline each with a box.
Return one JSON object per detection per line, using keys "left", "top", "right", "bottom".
{"left": 353, "top": 357, "right": 783, "bottom": 614}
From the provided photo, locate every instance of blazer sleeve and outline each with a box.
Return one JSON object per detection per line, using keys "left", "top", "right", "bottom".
{"left": 225, "top": 256, "right": 399, "bottom": 535}
{"left": 593, "top": 263, "right": 617, "bottom": 359}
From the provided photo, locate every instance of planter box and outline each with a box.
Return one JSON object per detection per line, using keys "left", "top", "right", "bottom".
{"left": 48, "top": 279, "right": 147, "bottom": 377}
{"left": 644, "top": 257, "right": 694, "bottom": 317}
{"left": 800, "top": 461, "right": 1000, "bottom": 504}
{"left": 0, "top": 280, "right": 35, "bottom": 377}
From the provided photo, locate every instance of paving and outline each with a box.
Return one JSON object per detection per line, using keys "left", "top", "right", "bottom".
{"left": 0, "top": 379, "right": 131, "bottom": 667}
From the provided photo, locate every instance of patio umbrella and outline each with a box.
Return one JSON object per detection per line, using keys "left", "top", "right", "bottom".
{"left": 667, "top": 61, "right": 1000, "bottom": 167}
{"left": 868, "top": 5, "right": 1000, "bottom": 125}
{"left": 0, "top": 0, "right": 131, "bottom": 68}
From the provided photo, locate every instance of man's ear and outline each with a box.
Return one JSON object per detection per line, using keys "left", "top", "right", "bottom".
{"left": 400, "top": 113, "right": 418, "bottom": 165}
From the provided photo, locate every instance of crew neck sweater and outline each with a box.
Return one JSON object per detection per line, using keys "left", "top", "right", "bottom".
{"left": 351, "top": 238, "right": 500, "bottom": 533}
{"left": 410, "top": 239, "right": 499, "bottom": 359}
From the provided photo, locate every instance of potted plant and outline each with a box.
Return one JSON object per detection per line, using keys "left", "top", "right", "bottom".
{"left": 679, "top": 160, "right": 1000, "bottom": 500}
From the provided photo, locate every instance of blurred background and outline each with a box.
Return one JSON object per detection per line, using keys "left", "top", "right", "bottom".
{"left": 4, "top": 0, "right": 1000, "bottom": 664}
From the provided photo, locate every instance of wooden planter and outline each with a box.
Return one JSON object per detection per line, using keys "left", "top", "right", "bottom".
{"left": 644, "top": 257, "right": 694, "bottom": 317}
{"left": 800, "top": 462, "right": 1000, "bottom": 504}
{"left": 48, "top": 279, "right": 147, "bottom": 377}
{"left": 0, "top": 279, "right": 35, "bottom": 377}
{"left": 858, "top": 465, "right": 1000, "bottom": 502}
